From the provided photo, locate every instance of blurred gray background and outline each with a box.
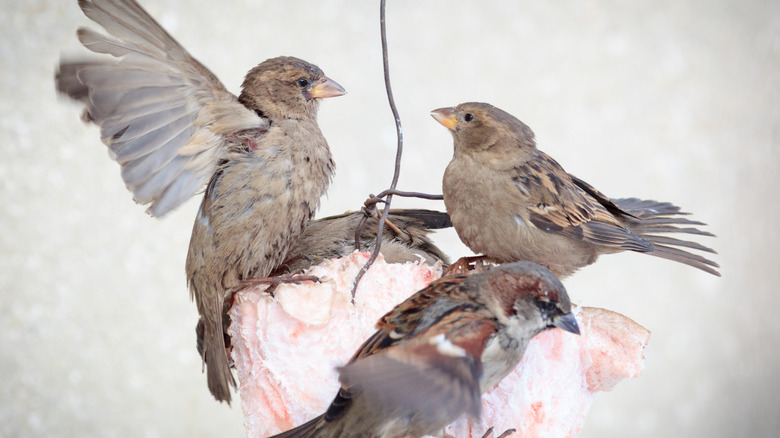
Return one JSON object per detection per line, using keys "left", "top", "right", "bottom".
{"left": 2, "top": 0, "right": 778, "bottom": 436}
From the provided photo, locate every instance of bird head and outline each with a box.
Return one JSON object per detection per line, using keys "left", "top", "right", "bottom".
{"left": 239, "top": 56, "right": 345, "bottom": 120}
{"left": 472, "top": 261, "right": 579, "bottom": 336}
{"left": 431, "top": 102, "right": 537, "bottom": 157}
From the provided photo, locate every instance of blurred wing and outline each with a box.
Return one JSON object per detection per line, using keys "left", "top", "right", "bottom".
{"left": 268, "top": 414, "right": 325, "bottom": 438}
{"left": 56, "top": 0, "right": 267, "bottom": 216}
{"left": 268, "top": 306, "right": 495, "bottom": 436}
{"left": 318, "top": 277, "right": 491, "bottom": 427}
{"left": 517, "top": 155, "right": 651, "bottom": 252}
{"left": 338, "top": 312, "right": 496, "bottom": 421}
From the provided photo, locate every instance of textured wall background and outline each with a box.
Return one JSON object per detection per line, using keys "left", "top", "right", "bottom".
{"left": 1, "top": 0, "right": 778, "bottom": 437}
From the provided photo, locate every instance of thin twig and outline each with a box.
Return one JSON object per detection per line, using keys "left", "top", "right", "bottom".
{"left": 354, "top": 190, "right": 443, "bottom": 252}
{"left": 373, "top": 189, "right": 444, "bottom": 201}
{"left": 350, "top": 0, "right": 403, "bottom": 299}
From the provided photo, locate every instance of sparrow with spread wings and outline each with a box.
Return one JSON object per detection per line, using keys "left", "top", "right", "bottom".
{"left": 56, "top": 0, "right": 345, "bottom": 403}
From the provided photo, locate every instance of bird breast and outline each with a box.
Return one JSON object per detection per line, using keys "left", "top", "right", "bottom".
{"left": 195, "top": 120, "right": 334, "bottom": 286}
{"left": 443, "top": 156, "right": 530, "bottom": 258}
{"left": 478, "top": 310, "right": 546, "bottom": 392}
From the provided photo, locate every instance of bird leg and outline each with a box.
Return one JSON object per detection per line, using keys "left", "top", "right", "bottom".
{"left": 360, "top": 203, "right": 408, "bottom": 241}
{"left": 479, "top": 427, "right": 516, "bottom": 438}
{"left": 382, "top": 216, "right": 404, "bottom": 237}
{"left": 240, "top": 272, "right": 321, "bottom": 296}
{"left": 268, "top": 254, "right": 315, "bottom": 277}
{"left": 494, "top": 428, "right": 516, "bottom": 438}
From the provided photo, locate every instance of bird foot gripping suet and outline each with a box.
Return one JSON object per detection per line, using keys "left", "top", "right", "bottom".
{"left": 480, "top": 427, "right": 517, "bottom": 438}
{"left": 442, "top": 255, "right": 491, "bottom": 277}
{"left": 241, "top": 273, "right": 321, "bottom": 297}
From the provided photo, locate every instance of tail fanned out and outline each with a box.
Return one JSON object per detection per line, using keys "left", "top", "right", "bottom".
{"left": 615, "top": 198, "right": 720, "bottom": 276}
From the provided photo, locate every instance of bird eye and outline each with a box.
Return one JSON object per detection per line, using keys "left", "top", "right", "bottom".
{"left": 464, "top": 113, "right": 474, "bottom": 122}
{"left": 297, "top": 77, "right": 311, "bottom": 88}
{"left": 536, "top": 300, "right": 557, "bottom": 317}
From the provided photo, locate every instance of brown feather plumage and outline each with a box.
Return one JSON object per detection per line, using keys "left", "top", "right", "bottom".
{"left": 273, "top": 209, "right": 452, "bottom": 274}
{"left": 432, "top": 102, "right": 719, "bottom": 278}
{"left": 56, "top": 0, "right": 345, "bottom": 403}
{"left": 270, "top": 262, "right": 577, "bottom": 438}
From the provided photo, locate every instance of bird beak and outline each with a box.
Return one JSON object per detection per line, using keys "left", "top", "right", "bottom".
{"left": 430, "top": 107, "right": 458, "bottom": 130}
{"left": 553, "top": 312, "right": 580, "bottom": 335}
{"left": 307, "top": 77, "right": 346, "bottom": 99}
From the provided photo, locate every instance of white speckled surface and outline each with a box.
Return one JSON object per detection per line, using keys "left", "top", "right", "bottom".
{"left": 1, "top": 0, "right": 778, "bottom": 437}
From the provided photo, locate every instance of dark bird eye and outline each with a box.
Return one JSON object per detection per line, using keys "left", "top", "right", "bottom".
{"left": 464, "top": 113, "right": 474, "bottom": 122}
{"left": 536, "top": 300, "right": 557, "bottom": 318}
{"left": 297, "top": 77, "right": 311, "bottom": 88}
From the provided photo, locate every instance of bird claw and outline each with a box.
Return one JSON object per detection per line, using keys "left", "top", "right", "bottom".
{"left": 480, "top": 426, "right": 516, "bottom": 438}
{"left": 442, "top": 255, "right": 490, "bottom": 276}
{"left": 268, "top": 254, "right": 315, "bottom": 277}
{"left": 494, "top": 428, "right": 516, "bottom": 438}
{"left": 240, "top": 272, "right": 321, "bottom": 296}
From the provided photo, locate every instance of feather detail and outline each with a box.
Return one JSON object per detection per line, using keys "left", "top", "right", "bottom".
{"left": 56, "top": 0, "right": 266, "bottom": 217}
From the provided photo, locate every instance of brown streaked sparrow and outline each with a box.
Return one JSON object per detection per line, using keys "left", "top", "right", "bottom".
{"left": 431, "top": 102, "right": 719, "bottom": 278}
{"left": 269, "top": 261, "right": 579, "bottom": 438}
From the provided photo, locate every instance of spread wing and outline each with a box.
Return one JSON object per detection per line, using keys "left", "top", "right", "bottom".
{"left": 271, "top": 310, "right": 493, "bottom": 438}
{"left": 56, "top": 0, "right": 267, "bottom": 217}
{"left": 515, "top": 154, "right": 651, "bottom": 252}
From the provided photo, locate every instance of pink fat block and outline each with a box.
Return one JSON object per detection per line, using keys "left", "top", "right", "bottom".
{"left": 229, "top": 253, "right": 650, "bottom": 437}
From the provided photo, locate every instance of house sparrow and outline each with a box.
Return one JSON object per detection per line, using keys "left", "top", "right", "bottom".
{"left": 195, "top": 209, "right": 453, "bottom": 365}
{"left": 55, "top": 0, "right": 345, "bottom": 403}
{"left": 431, "top": 102, "right": 720, "bottom": 278}
{"left": 269, "top": 261, "right": 579, "bottom": 438}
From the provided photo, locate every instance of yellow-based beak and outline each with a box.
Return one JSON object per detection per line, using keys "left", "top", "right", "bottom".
{"left": 308, "top": 77, "right": 347, "bottom": 99}
{"left": 430, "top": 107, "right": 458, "bottom": 130}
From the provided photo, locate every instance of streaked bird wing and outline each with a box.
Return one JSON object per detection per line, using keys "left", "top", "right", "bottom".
{"left": 56, "top": 0, "right": 267, "bottom": 216}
